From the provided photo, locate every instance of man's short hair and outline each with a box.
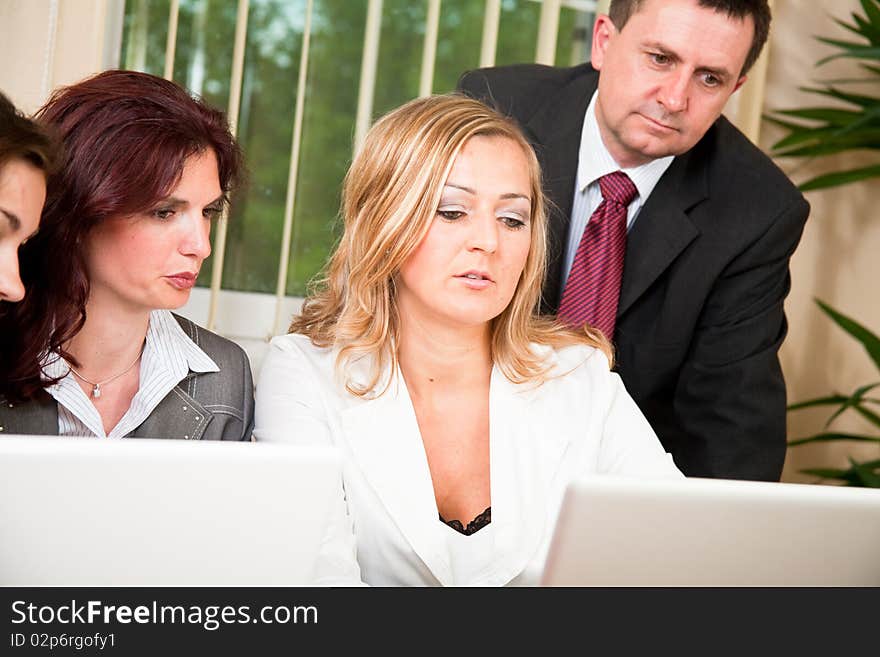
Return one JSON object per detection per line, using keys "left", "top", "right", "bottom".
{"left": 608, "top": 0, "right": 771, "bottom": 75}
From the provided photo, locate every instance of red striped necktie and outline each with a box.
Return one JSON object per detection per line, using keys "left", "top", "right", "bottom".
{"left": 557, "top": 171, "right": 637, "bottom": 338}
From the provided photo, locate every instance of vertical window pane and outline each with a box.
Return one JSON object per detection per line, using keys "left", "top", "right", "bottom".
{"left": 172, "top": 0, "right": 237, "bottom": 113}
{"left": 120, "top": 0, "right": 172, "bottom": 75}
{"left": 496, "top": 0, "right": 541, "bottom": 66}
{"left": 555, "top": 6, "right": 594, "bottom": 67}
{"left": 284, "top": 0, "right": 368, "bottom": 295}
{"left": 434, "top": 0, "right": 485, "bottom": 93}
{"left": 372, "top": 0, "right": 427, "bottom": 118}
{"left": 119, "top": 0, "right": 592, "bottom": 297}
{"left": 219, "top": 0, "right": 304, "bottom": 293}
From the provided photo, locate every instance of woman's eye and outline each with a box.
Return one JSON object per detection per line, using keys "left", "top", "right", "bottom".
{"left": 501, "top": 216, "right": 526, "bottom": 229}
{"left": 438, "top": 209, "right": 465, "bottom": 221}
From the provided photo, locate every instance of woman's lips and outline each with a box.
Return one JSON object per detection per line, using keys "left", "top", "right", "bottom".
{"left": 165, "top": 272, "right": 197, "bottom": 290}
{"left": 455, "top": 271, "right": 494, "bottom": 290}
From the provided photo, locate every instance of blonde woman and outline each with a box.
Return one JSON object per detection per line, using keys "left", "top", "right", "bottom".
{"left": 254, "top": 94, "right": 682, "bottom": 586}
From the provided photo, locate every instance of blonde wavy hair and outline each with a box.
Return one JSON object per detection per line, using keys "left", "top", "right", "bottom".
{"left": 291, "top": 94, "right": 611, "bottom": 396}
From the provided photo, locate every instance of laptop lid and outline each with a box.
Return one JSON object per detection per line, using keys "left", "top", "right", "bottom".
{"left": 0, "top": 435, "right": 340, "bottom": 586}
{"left": 541, "top": 475, "right": 880, "bottom": 586}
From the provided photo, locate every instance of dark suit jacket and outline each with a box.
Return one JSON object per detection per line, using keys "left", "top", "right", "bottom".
{"left": 0, "top": 314, "right": 254, "bottom": 441}
{"left": 459, "top": 63, "right": 809, "bottom": 480}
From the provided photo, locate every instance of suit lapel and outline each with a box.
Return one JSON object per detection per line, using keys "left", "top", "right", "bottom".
{"left": 525, "top": 70, "right": 598, "bottom": 313}
{"left": 617, "top": 148, "right": 707, "bottom": 318}
{"left": 131, "top": 380, "right": 212, "bottom": 440}
{"left": 485, "top": 367, "right": 567, "bottom": 585}
{"left": 340, "top": 373, "right": 453, "bottom": 585}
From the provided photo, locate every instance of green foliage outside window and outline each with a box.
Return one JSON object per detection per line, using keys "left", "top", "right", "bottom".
{"left": 120, "top": 0, "right": 592, "bottom": 296}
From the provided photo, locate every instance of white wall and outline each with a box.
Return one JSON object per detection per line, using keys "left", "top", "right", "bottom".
{"left": 765, "top": 0, "right": 880, "bottom": 482}
{"left": 0, "top": 0, "right": 123, "bottom": 112}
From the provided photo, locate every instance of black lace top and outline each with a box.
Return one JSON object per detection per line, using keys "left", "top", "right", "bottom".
{"left": 439, "top": 506, "right": 491, "bottom": 536}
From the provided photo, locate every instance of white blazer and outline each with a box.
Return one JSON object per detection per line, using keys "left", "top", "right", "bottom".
{"left": 254, "top": 334, "right": 683, "bottom": 586}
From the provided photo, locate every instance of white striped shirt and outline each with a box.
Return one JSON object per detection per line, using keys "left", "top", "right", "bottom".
{"left": 561, "top": 92, "right": 675, "bottom": 288}
{"left": 42, "top": 310, "right": 219, "bottom": 438}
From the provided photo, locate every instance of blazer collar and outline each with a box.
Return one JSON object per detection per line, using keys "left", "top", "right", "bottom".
{"left": 130, "top": 383, "right": 212, "bottom": 441}
{"left": 340, "top": 356, "right": 568, "bottom": 585}
{"left": 0, "top": 382, "right": 213, "bottom": 441}
{"left": 524, "top": 67, "right": 598, "bottom": 312}
{"left": 342, "top": 373, "right": 448, "bottom": 583}
{"left": 618, "top": 145, "right": 706, "bottom": 317}
{"left": 486, "top": 364, "right": 569, "bottom": 585}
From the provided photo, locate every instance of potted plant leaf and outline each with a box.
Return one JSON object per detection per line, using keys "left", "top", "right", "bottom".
{"left": 787, "top": 301, "right": 880, "bottom": 486}
{"left": 764, "top": 2, "right": 880, "bottom": 485}
{"left": 765, "top": 0, "right": 880, "bottom": 191}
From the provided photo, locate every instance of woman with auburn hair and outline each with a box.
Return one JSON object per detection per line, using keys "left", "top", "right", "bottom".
{"left": 255, "top": 94, "right": 681, "bottom": 586}
{"left": 0, "top": 92, "right": 55, "bottom": 302}
{"left": 0, "top": 70, "right": 253, "bottom": 442}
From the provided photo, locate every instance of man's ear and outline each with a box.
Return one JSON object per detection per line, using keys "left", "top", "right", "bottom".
{"left": 733, "top": 75, "right": 748, "bottom": 93}
{"left": 591, "top": 14, "right": 617, "bottom": 70}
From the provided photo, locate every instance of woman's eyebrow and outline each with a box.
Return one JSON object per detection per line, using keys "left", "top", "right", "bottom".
{"left": 155, "top": 197, "right": 188, "bottom": 209}
{"left": 444, "top": 182, "right": 475, "bottom": 195}
{"left": 443, "top": 184, "right": 530, "bottom": 203}
{"left": 155, "top": 194, "right": 227, "bottom": 208}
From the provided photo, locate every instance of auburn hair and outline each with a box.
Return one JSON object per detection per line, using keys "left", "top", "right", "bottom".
{"left": 0, "top": 70, "right": 242, "bottom": 401}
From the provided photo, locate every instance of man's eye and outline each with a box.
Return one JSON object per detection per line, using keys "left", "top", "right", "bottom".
{"left": 650, "top": 53, "right": 670, "bottom": 65}
{"left": 702, "top": 74, "right": 721, "bottom": 87}
{"left": 153, "top": 209, "right": 174, "bottom": 220}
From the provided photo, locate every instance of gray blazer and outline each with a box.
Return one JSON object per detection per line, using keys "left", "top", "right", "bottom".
{"left": 0, "top": 315, "right": 254, "bottom": 441}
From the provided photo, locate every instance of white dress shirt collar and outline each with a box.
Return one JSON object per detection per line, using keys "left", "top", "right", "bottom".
{"left": 577, "top": 91, "right": 674, "bottom": 205}
{"left": 43, "top": 309, "right": 219, "bottom": 438}
{"left": 561, "top": 93, "right": 676, "bottom": 286}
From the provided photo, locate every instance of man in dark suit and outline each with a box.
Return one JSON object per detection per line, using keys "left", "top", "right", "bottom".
{"left": 458, "top": 0, "right": 809, "bottom": 480}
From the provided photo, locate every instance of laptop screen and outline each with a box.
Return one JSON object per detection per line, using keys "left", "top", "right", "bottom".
{"left": 541, "top": 475, "right": 880, "bottom": 586}
{"left": 0, "top": 435, "right": 340, "bottom": 586}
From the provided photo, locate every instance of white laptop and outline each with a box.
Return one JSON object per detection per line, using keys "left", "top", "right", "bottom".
{"left": 0, "top": 435, "right": 340, "bottom": 586}
{"left": 541, "top": 475, "right": 880, "bottom": 586}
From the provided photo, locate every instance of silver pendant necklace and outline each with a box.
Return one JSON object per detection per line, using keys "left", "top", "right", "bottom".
{"left": 67, "top": 345, "right": 144, "bottom": 399}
